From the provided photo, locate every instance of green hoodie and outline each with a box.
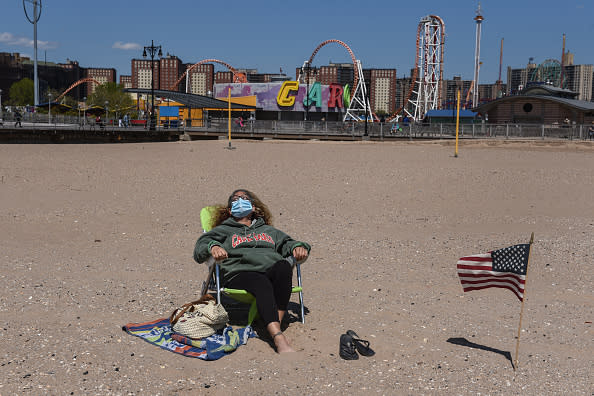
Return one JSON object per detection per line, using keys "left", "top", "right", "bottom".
{"left": 194, "top": 217, "right": 311, "bottom": 284}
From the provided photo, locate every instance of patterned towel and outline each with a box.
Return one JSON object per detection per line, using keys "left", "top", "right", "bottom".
{"left": 122, "top": 318, "right": 255, "bottom": 360}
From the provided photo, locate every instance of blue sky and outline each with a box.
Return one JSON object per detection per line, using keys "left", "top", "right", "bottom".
{"left": 2, "top": 0, "right": 593, "bottom": 83}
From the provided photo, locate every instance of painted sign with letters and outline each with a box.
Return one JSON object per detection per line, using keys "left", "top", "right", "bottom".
{"left": 214, "top": 82, "right": 349, "bottom": 112}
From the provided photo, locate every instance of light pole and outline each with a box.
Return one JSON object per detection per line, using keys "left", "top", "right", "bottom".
{"left": 83, "top": 96, "right": 86, "bottom": 126}
{"left": 48, "top": 92, "right": 52, "bottom": 125}
{"left": 104, "top": 100, "right": 109, "bottom": 128}
{"left": 0, "top": 89, "right": 3, "bottom": 123}
{"left": 23, "top": 0, "right": 42, "bottom": 106}
{"left": 143, "top": 40, "right": 162, "bottom": 131}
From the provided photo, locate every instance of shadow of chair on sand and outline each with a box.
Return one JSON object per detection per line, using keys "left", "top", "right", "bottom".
{"left": 447, "top": 337, "right": 514, "bottom": 369}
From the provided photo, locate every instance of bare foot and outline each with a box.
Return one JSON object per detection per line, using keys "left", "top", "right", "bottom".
{"left": 274, "top": 334, "right": 295, "bottom": 353}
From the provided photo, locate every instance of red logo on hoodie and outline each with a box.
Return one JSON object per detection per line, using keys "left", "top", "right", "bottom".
{"left": 232, "top": 233, "right": 275, "bottom": 248}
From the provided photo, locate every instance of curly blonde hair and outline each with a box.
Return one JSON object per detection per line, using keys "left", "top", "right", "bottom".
{"left": 212, "top": 189, "right": 273, "bottom": 227}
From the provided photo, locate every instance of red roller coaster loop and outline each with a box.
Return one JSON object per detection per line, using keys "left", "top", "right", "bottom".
{"left": 302, "top": 39, "right": 358, "bottom": 100}
{"left": 171, "top": 59, "right": 247, "bottom": 91}
{"left": 55, "top": 77, "right": 102, "bottom": 102}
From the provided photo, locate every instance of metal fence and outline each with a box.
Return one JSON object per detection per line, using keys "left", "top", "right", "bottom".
{"left": 2, "top": 112, "right": 593, "bottom": 141}
{"left": 199, "top": 119, "right": 594, "bottom": 140}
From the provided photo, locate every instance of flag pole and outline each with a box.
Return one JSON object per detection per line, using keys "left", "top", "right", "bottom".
{"left": 455, "top": 89, "right": 460, "bottom": 158}
{"left": 514, "top": 232, "right": 534, "bottom": 371}
{"left": 226, "top": 87, "right": 235, "bottom": 150}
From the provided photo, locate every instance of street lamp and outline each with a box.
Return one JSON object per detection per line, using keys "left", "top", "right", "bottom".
{"left": 143, "top": 40, "right": 162, "bottom": 131}
{"left": 83, "top": 96, "right": 86, "bottom": 126}
{"left": 48, "top": 92, "right": 52, "bottom": 125}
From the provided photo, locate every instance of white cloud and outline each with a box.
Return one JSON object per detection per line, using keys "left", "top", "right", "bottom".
{"left": 112, "top": 41, "right": 141, "bottom": 50}
{"left": 0, "top": 32, "right": 58, "bottom": 50}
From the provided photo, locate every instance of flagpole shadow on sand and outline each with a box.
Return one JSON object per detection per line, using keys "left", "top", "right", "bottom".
{"left": 447, "top": 337, "right": 514, "bottom": 369}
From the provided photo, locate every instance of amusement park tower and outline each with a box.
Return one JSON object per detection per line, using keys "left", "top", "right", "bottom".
{"left": 472, "top": 2, "right": 484, "bottom": 108}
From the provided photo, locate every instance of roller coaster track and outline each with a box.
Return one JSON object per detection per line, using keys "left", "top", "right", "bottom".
{"left": 388, "top": 15, "right": 445, "bottom": 122}
{"left": 55, "top": 77, "right": 102, "bottom": 102}
{"left": 299, "top": 39, "right": 358, "bottom": 100}
{"left": 171, "top": 59, "right": 247, "bottom": 92}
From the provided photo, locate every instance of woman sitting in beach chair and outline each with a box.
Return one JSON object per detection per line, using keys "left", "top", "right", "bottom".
{"left": 194, "top": 189, "right": 310, "bottom": 353}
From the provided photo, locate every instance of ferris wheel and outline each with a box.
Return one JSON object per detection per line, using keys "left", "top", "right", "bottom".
{"left": 530, "top": 59, "right": 567, "bottom": 88}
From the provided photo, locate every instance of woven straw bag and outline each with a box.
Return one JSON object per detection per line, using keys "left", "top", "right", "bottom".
{"left": 170, "top": 295, "right": 229, "bottom": 339}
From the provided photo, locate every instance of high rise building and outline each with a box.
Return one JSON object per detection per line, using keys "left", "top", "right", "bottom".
{"left": 159, "top": 55, "right": 183, "bottom": 91}
{"left": 439, "top": 76, "right": 471, "bottom": 109}
{"left": 363, "top": 69, "right": 397, "bottom": 114}
{"left": 300, "top": 63, "right": 354, "bottom": 87}
{"left": 564, "top": 64, "right": 593, "bottom": 102}
{"left": 119, "top": 75, "right": 132, "bottom": 89}
{"left": 316, "top": 65, "right": 336, "bottom": 85}
{"left": 184, "top": 63, "right": 214, "bottom": 95}
{"left": 131, "top": 59, "right": 160, "bottom": 90}
{"left": 86, "top": 67, "right": 116, "bottom": 95}
{"left": 214, "top": 71, "right": 233, "bottom": 84}
{"left": 477, "top": 83, "right": 506, "bottom": 102}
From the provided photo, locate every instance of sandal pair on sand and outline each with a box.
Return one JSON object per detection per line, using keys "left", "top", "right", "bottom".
{"left": 339, "top": 330, "right": 375, "bottom": 360}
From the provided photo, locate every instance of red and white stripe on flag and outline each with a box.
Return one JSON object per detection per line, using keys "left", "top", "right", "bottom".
{"left": 457, "top": 253, "right": 526, "bottom": 301}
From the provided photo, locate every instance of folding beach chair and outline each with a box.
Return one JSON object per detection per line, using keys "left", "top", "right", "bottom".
{"left": 198, "top": 206, "right": 306, "bottom": 326}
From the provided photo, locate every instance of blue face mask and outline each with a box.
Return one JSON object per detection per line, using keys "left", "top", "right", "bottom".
{"left": 230, "top": 198, "right": 253, "bottom": 218}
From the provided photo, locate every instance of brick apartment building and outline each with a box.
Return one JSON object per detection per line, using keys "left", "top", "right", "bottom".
{"left": 215, "top": 71, "right": 233, "bottom": 85}
{"left": 119, "top": 75, "right": 132, "bottom": 89}
{"left": 86, "top": 67, "right": 116, "bottom": 95}
{"left": 364, "top": 69, "right": 397, "bottom": 114}
{"left": 131, "top": 59, "right": 160, "bottom": 90}
{"left": 159, "top": 55, "right": 183, "bottom": 91}
{"left": 184, "top": 63, "right": 214, "bottom": 95}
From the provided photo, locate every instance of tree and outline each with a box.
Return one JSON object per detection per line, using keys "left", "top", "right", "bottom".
{"left": 9, "top": 78, "right": 34, "bottom": 106}
{"left": 88, "top": 82, "right": 134, "bottom": 119}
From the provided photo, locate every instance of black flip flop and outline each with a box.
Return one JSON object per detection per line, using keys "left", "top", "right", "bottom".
{"left": 346, "top": 330, "right": 375, "bottom": 357}
{"left": 339, "top": 333, "right": 359, "bottom": 360}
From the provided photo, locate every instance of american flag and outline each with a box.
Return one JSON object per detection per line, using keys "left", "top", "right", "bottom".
{"left": 457, "top": 244, "right": 530, "bottom": 301}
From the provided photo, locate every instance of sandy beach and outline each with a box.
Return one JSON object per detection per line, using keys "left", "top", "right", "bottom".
{"left": 1, "top": 139, "right": 592, "bottom": 395}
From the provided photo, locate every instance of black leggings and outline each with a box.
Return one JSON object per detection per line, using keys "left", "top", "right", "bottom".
{"left": 225, "top": 260, "right": 293, "bottom": 326}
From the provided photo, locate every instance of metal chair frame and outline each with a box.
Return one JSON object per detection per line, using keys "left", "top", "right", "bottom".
{"left": 200, "top": 256, "right": 306, "bottom": 325}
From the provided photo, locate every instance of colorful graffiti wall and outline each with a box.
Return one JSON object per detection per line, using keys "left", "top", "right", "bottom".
{"left": 214, "top": 82, "right": 349, "bottom": 113}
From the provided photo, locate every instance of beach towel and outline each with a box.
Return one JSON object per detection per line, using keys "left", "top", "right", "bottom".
{"left": 122, "top": 318, "right": 255, "bottom": 360}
